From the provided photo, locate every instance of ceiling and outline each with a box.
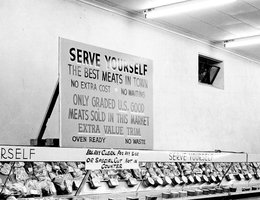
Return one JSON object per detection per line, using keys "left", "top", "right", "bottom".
{"left": 92, "top": 0, "right": 260, "bottom": 62}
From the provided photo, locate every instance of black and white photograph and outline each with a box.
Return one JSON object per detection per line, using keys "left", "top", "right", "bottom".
{"left": 1, "top": 0, "right": 260, "bottom": 199}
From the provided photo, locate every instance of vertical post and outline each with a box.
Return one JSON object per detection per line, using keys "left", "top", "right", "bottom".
{"left": 75, "top": 170, "right": 91, "bottom": 196}
{"left": 30, "top": 80, "right": 59, "bottom": 146}
{"left": 0, "top": 162, "right": 15, "bottom": 197}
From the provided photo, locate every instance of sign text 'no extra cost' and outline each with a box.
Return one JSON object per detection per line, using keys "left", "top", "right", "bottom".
{"left": 59, "top": 38, "right": 153, "bottom": 149}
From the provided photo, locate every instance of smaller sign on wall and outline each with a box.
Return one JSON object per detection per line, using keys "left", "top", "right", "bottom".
{"left": 85, "top": 149, "right": 139, "bottom": 170}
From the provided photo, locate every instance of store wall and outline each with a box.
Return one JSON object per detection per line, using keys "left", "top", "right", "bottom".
{"left": 1, "top": 0, "right": 260, "bottom": 153}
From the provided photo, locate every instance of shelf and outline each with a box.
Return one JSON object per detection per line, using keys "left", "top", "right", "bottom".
{"left": 17, "top": 190, "right": 260, "bottom": 200}
{"left": 0, "top": 146, "right": 247, "bottom": 163}
{"left": 248, "top": 154, "right": 260, "bottom": 162}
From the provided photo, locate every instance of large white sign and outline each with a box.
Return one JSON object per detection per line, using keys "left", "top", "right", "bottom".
{"left": 59, "top": 38, "right": 153, "bottom": 149}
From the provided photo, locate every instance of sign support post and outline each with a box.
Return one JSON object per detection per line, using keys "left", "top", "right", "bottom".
{"left": 75, "top": 170, "right": 91, "bottom": 196}
{"left": 30, "top": 80, "right": 60, "bottom": 146}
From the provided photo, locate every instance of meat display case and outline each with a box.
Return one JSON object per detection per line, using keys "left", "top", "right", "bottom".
{"left": 0, "top": 146, "right": 260, "bottom": 200}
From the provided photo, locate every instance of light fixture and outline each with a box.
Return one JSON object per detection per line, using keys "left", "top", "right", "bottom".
{"left": 144, "top": 0, "right": 236, "bottom": 19}
{"left": 140, "top": 0, "right": 187, "bottom": 10}
{"left": 224, "top": 35, "right": 260, "bottom": 48}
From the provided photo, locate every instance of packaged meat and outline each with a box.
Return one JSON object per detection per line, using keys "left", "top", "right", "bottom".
{"left": 14, "top": 162, "right": 24, "bottom": 168}
{"left": 107, "top": 178, "right": 119, "bottom": 188}
{"left": 53, "top": 175, "right": 66, "bottom": 194}
{"left": 131, "top": 169, "right": 142, "bottom": 180}
{"left": 64, "top": 179, "right": 73, "bottom": 194}
{"left": 143, "top": 177, "right": 155, "bottom": 187}
{"left": 24, "top": 162, "right": 33, "bottom": 176}
{"left": 1, "top": 163, "right": 12, "bottom": 175}
{"left": 39, "top": 180, "right": 57, "bottom": 196}
{"left": 6, "top": 182, "right": 28, "bottom": 197}
{"left": 59, "top": 162, "right": 69, "bottom": 174}
{"left": 25, "top": 179, "right": 41, "bottom": 197}
{"left": 126, "top": 177, "right": 138, "bottom": 187}
{"left": 89, "top": 177, "right": 101, "bottom": 189}
{"left": 13, "top": 167, "right": 29, "bottom": 182}
{"left": 6, "top": 196, "right": 17, "bottom": 200}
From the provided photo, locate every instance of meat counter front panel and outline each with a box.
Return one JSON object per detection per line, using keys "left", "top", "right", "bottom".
{"left": 1, "top": 161, "right": 260, "bottom": 200}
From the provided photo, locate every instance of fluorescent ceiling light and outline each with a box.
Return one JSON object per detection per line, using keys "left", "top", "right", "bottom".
{"left": 145, "top": 0, "right": 237, "bottom": 19}
{"left": 141, "top": 0, "right": 187, "bottom": 10}
{"left": 224, "top": 35, "right": 260, "bottom": 48}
